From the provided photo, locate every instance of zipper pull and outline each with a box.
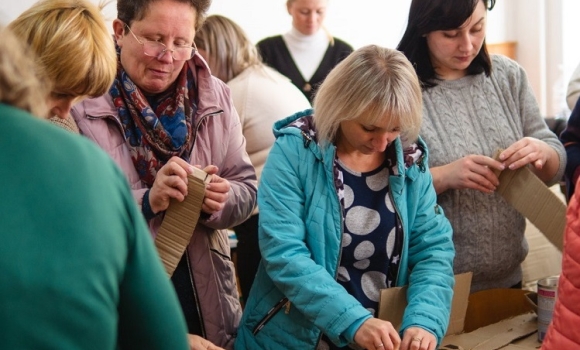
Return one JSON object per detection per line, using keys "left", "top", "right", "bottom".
{"left": 285, "top": 301, "right": 291, "bottom": 314}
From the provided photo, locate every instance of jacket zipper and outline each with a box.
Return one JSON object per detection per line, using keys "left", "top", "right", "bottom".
{"left": 185, "top": 249, "right": 206, "bottom": 337}
{"left": 252, "top": 297, "right": 290, "bottom": 335}
{"left": 388, "top": 185, "right": 404, "bottom": 284}
{"left": 192, "top": 110, "right": 223, "bottom": 147}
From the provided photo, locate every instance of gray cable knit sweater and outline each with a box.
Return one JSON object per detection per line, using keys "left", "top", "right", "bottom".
{"left": 420, "top": 55, "right": 566, "bottom": 293}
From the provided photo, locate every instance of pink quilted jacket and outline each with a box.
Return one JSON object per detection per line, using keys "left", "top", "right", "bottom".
{"left": 71, "top": 54, "right": 257, "bottom": 349}
{"left": 541, "top": 179, "right": 580, "bottom": 349}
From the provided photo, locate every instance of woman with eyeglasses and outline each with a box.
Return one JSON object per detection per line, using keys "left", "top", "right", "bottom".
{"left": 71, "top": 0, "right": 257, "bottom": 349}
{"left": 397, "top": 0, "right": 566, "bottom": 293}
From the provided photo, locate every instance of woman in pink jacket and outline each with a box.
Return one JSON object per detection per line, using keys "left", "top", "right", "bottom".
{"left": 541, "top": 177, "right": 580, "bottom": 349}
{"left": 70, "top": 0, "right": 257, "bottom": 349}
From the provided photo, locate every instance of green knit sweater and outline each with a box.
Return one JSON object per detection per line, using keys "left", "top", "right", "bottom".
{"left": 0, "top": 104, "right": 189, "bottom": 349}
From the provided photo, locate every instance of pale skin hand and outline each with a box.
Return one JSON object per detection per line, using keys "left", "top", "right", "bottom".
{"left": 431, "top": 138, "right": 559, "bottom": 195}
{"left": 148, "top": 159, "right": 230, "bottom": 216}
{"left": 198, "top": 165, "right": 231, "bottom": 215}
{"left": 400, "top": 327, "right": 437, "bottom": 350}
{"left": 499, "top": 137, "right": 560, "bottom": 182}
{"left": 187, "top": 334, "right": 224, "bottom": 350}
{"left": 149, "top": 156, "right": 194, "bottom": 214}
{"left": 430, "top": 155, "right": 505, "bottom": 195}
{"left": 354, "top": 318, "right": 401, "bottom": 350}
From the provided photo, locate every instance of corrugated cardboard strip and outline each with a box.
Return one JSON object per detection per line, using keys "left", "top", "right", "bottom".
{"left": 493, "top": 150, "right": 565, "bottom": 251}
{"left": 155, "top": 168, "right": 210, "bottom": 276}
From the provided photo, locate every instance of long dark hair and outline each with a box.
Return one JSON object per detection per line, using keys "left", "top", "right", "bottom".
{"left": 397, "top": 0, "right": 496, "bottom": 89}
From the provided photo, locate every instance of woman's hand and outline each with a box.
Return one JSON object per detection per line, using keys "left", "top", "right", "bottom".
{"left": 200, "top": 165, "right": 230, "bottom": 215}
{"left": 353, "top": 318, "right": 401, "bottom": 350}
{"left": 187, "top": 334, "right": 224, "bottom": 350}
{"left": 431, "top": 155, "right": 505, "bottom": 194}
{"left": 149, "top": 156, "right": 194, "bottom": 214}
{"left": 400, "top": 327, "right": 437, "bottom": 350}
{"left": 499, "top": 137, "right": 560, "bottom": 182}
{"left": 500, "top": 137, "right": 551, "bottom": 170}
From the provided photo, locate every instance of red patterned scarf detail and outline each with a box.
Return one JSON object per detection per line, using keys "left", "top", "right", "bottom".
{"left": 110, "top": 60, "right": 197, "bottom": 187}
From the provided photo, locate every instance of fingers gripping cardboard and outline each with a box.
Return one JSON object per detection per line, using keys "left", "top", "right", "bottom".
{"left": 155, "top": 168, "right": 210, "bottom": 276}
{"left": 492, "top": 150, "right": 565, "bottom": 251}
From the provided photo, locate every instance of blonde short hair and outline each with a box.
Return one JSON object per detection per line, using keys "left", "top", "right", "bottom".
{"left": 0, "top": 27, "right": 49, "bottom": 117}
{"left": 313, "top": 45, "right": 422, "bottom": 148}
{"left": 194, "top": 15, "right": 261, "bottom": 83}
{"left": 8, "top": 0, "right": 116, "bottom": 98}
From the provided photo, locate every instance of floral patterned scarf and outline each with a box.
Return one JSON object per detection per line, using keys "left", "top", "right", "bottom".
{"left": 109, "top": 51, "right": 197, "bottom": 187}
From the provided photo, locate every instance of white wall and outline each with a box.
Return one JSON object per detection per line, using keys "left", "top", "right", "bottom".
{"left": 0, "top": 0, "right": 413, "bottom": 49}
{"left": 207, "top": 0, "right": 413, "bottom": 49}
{"left": 0, "top": 0, "right": 572, "bottom": 116}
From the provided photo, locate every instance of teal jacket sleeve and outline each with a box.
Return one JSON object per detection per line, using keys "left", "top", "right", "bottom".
{"left": 400, "top": 156, "right": 455, "bottom": 344}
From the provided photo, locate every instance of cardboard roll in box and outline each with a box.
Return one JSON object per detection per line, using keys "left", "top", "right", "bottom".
{"left": 379, "top": 273, "right": 542, "bottom": 350}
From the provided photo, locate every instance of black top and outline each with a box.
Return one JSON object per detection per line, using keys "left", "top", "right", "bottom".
{"left": 257, "top": 35, "right": 353, "bottom": 102}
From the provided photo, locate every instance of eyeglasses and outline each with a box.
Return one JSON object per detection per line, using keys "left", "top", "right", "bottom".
{"left": 124, "top": 24, "right": 196, "bottom": 61}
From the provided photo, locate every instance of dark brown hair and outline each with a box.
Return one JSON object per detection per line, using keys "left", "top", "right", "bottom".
{"left": 117, "top": 0, "right": 211, "bottom": 31}
{"left": 397, "top": 0, "right": 496, "bottom": 89}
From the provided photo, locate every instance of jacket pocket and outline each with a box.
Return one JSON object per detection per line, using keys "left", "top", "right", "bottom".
{"left": 252, "top": 297, "right": 289, "bottom": 335}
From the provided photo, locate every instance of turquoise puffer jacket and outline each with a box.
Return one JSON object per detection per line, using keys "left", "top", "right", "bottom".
{"left": 235, "top": 110, "right": 455, "bottom": 349}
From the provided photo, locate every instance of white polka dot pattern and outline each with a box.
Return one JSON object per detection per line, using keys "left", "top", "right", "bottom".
{"left": 343, "top": 184, "right": 354, "bottom": 209}
{"left": 344, "top": 206, "right": 380, "bottom": 235}
{"left": 366, "top": 167, "right": 389, "bottom": 191}
{"left": 337, "top": 266, "right": 350, "bottom": 282}
{"left": 353, "top": 259, "right": 370, "bottom": 270}
{"left": 342, "top": 233, "right": 352, "bottom": 247}
{"left": 362, "top": 271, "right": 387, "bottom": 302}
{"left": 354, "top": 241, "right": 375, "bottom": 260}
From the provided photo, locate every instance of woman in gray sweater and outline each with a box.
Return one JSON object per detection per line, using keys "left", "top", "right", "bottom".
{"left": 397, "top": 0, "right": 565, "bottom": 293}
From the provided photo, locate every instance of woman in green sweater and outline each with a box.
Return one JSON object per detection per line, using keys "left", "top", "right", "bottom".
{"left": 0, "top": 24, "right": 191, "bottom": 350}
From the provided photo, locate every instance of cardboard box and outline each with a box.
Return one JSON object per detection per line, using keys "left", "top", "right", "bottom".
{"left": 379, "top": 273, "right": 542, "bottom": 350}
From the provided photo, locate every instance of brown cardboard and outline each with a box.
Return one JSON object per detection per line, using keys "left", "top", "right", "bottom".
{"left": 378, "top": 272, "right": 472, "bottom": 336}
{"left": 440, "top": 313, "right": 536, "bottom": 350}
{"left": 507, "top": 331, "right": 544, "bottom": 349}
{"left": 154, "top": 167, "right": 210, "bottom": 276}
{"left": 440, "top": 287, "right": 538, "bottom": 350}
{"left": 463, "top": 289, "right": 534, "bottom": 332}
{"left": 378, "top": 273, "right": 542, "bottom": 350}
{"left": 522, "top": 211, "right": 563, "bottom": 289}
{"left": 493, "top": 151, "right": 565, "bottom": 251}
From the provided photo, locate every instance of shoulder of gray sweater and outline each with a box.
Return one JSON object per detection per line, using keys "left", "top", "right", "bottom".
{"left": 490, "top": 54, "right": 526, "bottom": 82}
{"left": 489, "top": 54, "right": 531, "bottom": 100}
